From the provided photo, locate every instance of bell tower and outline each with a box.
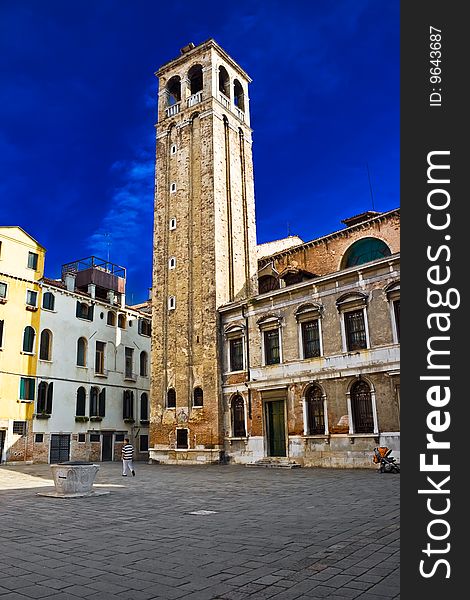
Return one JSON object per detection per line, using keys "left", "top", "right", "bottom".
{"left": 149, "top": 40, "right": 257, "bottom": 462}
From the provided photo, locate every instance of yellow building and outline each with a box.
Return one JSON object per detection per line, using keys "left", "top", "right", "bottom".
{"left": 0, "top": 227, "right": 45, "bottom": 463}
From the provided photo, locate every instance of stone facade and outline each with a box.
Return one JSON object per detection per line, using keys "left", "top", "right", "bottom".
{"left": 220, "top": 219, "right": 400, "bottom": 467}
{"left": 150, "top": 40, "right": 257, "bottom": 462}
{"left": 149, "top": 40, "right": 400, "bottom": 468}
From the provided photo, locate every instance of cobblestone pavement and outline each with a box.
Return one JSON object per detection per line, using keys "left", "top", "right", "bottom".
{"left": 0, "top": 463, "right": 399, "bottom": 600}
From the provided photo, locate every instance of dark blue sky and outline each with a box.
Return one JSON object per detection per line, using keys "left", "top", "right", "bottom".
{"left": 0, "top": 0, "right": 399, "bottom": 304}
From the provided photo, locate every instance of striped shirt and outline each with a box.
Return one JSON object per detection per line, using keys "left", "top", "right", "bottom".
{"left": 121, "top": 444, "right": 134, "bottom": 460}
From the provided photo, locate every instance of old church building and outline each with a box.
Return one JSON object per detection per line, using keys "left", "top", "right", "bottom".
{"left": 149, "top": 40, "right": 400, "bottom": 468}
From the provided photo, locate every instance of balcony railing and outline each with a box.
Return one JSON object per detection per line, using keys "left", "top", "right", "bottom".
{"left": 164, "top": 93, "right": 246, "bottom": 123}
{"left": 234, "top": 106, "right": 245, "bottom": 122}
{"left": 219, "top": 93, "right": 230, "bottom": 109}
{"left": 165, "top": 103, "right": 180, "bottom": 118}
{"left": 187, "top": 91, "right": 202, "bottom": 108}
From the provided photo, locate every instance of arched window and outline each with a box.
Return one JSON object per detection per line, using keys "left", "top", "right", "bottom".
{"left": 188, "top": 64, "right": 203, "bottom": 95}
{"left": 39, "top": 329, "right": 52, "bottom": 361}
{"left": 107, "top": 311, "right": 116, "bottom": 326}
{"left": 167, "top": 76, "right": 181, "bottom": 105}
{"left": 233, "top": 79, "right": 245, "bottom": 112}
{"left": 258, "top": 275, "right": 279, "bottom": 294}
{"left": 140, "top": 351, "right": 148, "bottom": 377}
{"left": 231, "top": 395, "right": 246, "bottom": 437}
{"left": 76, "top": 387, "right": 86, "bottom": 416}
{"left": 77, "top": 337, "right": 87, "bottom": 367}
{"left": 42, "top": 292, "right": 55, "bottom": 311}
{"left": 193, "top": 387, "right": 203, "bottom": 408}
{"left": 167, "top": 388, "right": 176, "bottom": 409}
{"left": 140, "top": 393, "right": 149, "bottom": 422}
{"left": 22, "top": 326, "right": 35, "bottom": 353}
{"left": 218, "top": 66, "right": 230, "bottom": 98}
{"left": 305, "top": 386, "right": 325, "bottom": 435}
{"left": 37, "top": 381, "right": 53, "bottom": 414}
{"left": 342, "top": 238, "right": 391, "bottom": 269}
{"left": 350, "top": 380, "right": 374, "bottom": 433}
{"left": 118, "top": 314, "right": 126, "bottom": 329}
{"left": 123, "top": 390, "right": 134, "bottom": 420}
{"left": 90, "top": 386, "right": 105, "bottom": 417}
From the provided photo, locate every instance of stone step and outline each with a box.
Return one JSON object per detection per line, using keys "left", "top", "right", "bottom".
{"left": 246, "top": 459, "right": 302, "bottom": 469}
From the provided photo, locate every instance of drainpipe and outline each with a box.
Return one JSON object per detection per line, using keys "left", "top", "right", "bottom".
{"left": 241, "top": 303, "right": 252, "bottom": 420}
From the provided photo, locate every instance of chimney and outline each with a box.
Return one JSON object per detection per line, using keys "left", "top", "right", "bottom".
{"left": 64, "top": 272, "right": 76, "bottom": 292}
{"left": 88, "top": 283, "right": 96, "bottom": 299}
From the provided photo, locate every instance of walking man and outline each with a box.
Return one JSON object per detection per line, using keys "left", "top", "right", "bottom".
{"left": 121, "top": 438, "right": 135, "bottom": 477}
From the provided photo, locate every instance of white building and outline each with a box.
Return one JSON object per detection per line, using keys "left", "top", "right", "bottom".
{"left": 32, "top": 256, "right": 151, "bottom": 463}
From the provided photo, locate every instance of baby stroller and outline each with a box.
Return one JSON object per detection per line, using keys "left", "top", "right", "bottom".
{"left": 373, "top": 447, "right": 400, "bottom": 473}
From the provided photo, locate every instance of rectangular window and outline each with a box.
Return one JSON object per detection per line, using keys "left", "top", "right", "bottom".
{"left": 344, "top": 310, "right": 367, "bottom": 351}
{"left": 27, "top": 252, "right": 38, "bottom": 270}
{"left": 301, "top": 320, "right": 321, "bottom": 358}
{"left": 13, "top": 421, "right": 26, "bottom": 436}
{"left": 138, "top": 319, "right": 151, "bottom": 336}
{"left": 125, "top": 347, "right": 134, "bottom": 378}
{"left": 264, "top": 329, "right": 280, "bottom": 365}
{"left": 90, "top": 434, "right": 100, "bottom": 442}
{"left": 78, "top": 433, "right": 86, "bottom": 443}
{"left": 115, "top": 433, "right": 125, "bottom": 442}
{"left": 393, "top": 299, "right": 400, "bottom": 342}
{"left": 229, "top": 338, "right": 244, "bottom": 371}
{"left": 0, "top": 281, "right": 7, "bottom": 299}
{"left": 139, "top": 435, "right": 149, "bottom": 452}
{"left": 95, "top": 341, "right": 106, "bottom": 374}
{"left": 19, "top": 377, "right": 35, "bottom": 401}
{"left": 35, "top": 433, "right": 44, "bottom": 443}
{"left": 26, "top": 290, "right": 38, "bottom": 307}
{"left": 76, "top": 301, "right": 94, "bottom": 321}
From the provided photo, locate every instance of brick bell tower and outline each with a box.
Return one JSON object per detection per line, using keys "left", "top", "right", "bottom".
{"left": 149, "top": 40, "right": 258, "bottom": 463}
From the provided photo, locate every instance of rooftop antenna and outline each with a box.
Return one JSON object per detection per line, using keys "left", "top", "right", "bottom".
{"left": 103, "top": 232, "right": 112, "bottom": 266}
{"left": 287, "top": 221, "right": 291, "bottom": 237}
{"left": 366, "top": 162, "right": 376, "bottom": 211}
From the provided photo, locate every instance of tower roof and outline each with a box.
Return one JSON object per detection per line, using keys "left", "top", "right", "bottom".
{"left": 155, "top": 38, "right": 252, "bottom": 82}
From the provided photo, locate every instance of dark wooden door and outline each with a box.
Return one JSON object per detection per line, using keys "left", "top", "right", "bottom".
{"left": 0, "top": 430, "right": 5, "bottom": 463}
{"left": 266, "top": 400, "right": 286, "bottom": 457}
{"left": 102, "top": 433, "right": 113, "bottom": 461}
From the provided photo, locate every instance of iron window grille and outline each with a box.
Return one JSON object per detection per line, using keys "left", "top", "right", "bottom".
{"left": 344, "top": 310, "right": 367, "bottom": 351}
{"left": 302, "top": 320, "right": 321, "bottom": 358}
{"left": 13, "top": 421, "right": 27, "bottom": 436}
{"left": 306, "top": 386, "right": 325, "bottom": 434}
{"left": 264, "top": 329, "right": 280, "bottom": 365}
{"left": 351, "top": 380, "right": 374, "bottom": 433}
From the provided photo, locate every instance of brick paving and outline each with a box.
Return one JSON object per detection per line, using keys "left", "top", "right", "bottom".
{"left": 0, "top": 463, "right": 399, "bottom": 599}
